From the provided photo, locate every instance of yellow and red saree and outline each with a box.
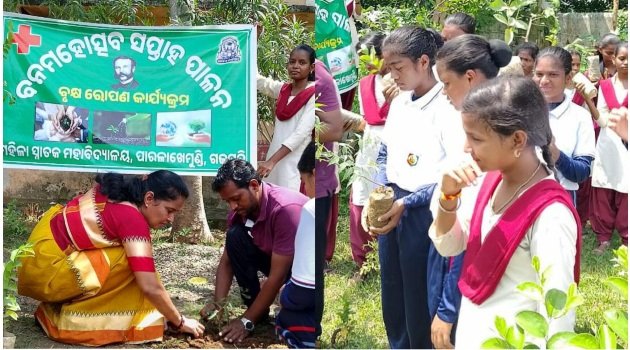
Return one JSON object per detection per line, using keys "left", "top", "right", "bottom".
{"left": 17, "top": 187, "right": 164, "bottom": 346}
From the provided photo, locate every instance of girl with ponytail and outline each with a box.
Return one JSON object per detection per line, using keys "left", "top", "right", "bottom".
{"left": 18, "top": 170, "right": 205, "bottom": 345}
{"left": 430, "top": 76, "right": 580, "bottom": 348}
{"left": 361, "top": 25, "right": 462, "bottom": 349}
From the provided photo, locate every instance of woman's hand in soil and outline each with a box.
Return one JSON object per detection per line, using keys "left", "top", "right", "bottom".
{"left": 181, "top": 317, "right": 205, "bottom": 338}
{"left": 257, "top": 160, "right": 275, "bottom": 178}
{"left": 441, "top": 160, "right": 482, "bottom": 196}
{"left": 200, "top": 302, "right": 223, "bottom": 323}
{"left": 219, "top": 318, "right": 250, "bottom": 343}
{"left": 369, "top": 199, "right": 404, "bottom": 235}
{"left": 430, "top": 315, "right": 454, "bottom": 349}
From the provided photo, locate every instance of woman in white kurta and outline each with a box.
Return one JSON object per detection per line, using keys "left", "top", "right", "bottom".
{"left": 256, "top": 45, "right": 316, "bottom": 191}
{"left": 589, "top": 42, "right": 628, "bottom": 251}
{"left": 429, "top": 77, "right": 579, "bottom": 349}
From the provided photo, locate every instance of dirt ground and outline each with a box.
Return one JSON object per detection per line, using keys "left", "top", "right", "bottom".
{"left": 5, "top": 242, "right": 287, "bottom": 349}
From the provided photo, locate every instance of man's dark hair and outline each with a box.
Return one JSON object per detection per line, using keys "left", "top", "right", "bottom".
{"left": 113, "top": 55, "right": 137, "bottom": 68}
{"left": 212, "top": 159, "right": 261, "bottom": 192}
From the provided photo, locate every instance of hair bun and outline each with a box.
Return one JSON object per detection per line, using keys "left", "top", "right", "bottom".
{"left": 488, "top": 39, "right": 512, "bottom": 68}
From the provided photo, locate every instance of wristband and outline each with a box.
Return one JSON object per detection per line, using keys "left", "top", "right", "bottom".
{"left": 168, "top": 314, "right": 185, "bottom": 331}
{"left": 440, "top": 190, "right": 461, "bottom": 201}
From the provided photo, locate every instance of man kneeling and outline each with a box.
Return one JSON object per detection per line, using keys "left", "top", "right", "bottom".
{"left": 201, "top": 159, "right": 307, "bottom": 343}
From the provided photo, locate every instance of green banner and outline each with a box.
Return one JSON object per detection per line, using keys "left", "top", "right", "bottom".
{"left": 3, "top": 13, "right": 256, "bottom": 175}
{"left": 314, "top": 0, "right": 358, "bottom": 93}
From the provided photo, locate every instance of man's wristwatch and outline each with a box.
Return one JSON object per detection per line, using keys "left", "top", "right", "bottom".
{"left": 241, "top": 317, "right": 254, "bottom": 332}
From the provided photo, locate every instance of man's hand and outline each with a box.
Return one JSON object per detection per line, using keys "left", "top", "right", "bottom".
{"left": 200, "top": 302, "right": 223, "bottom": 323}
{"left": 369, "top": 199, "right": 405, "bottom": 235}
{"left": 219, "top": 318, "right": 250, "bottom": 343}
{"left": 549, "top": 136, "right": 561, "bottom": 163}
{"left": 431, "top": 315, "right": 454, "bottom": 349}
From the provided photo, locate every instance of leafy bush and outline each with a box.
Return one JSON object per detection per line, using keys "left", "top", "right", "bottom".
{"left": 357, "top": 5, "right": 436, "bottom": 37}
{"left": 560, "top": 0, "right": 627, "bottom": 13}
{"left": 3, "top": 243, "right": 34, "bottom": 321}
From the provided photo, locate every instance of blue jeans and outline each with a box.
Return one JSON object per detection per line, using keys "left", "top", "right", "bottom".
{"left": 378, "top": 185, "right": 433, "bottom": 349}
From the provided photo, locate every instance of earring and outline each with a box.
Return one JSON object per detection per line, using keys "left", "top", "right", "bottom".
{"left": 145, "top": 203, "right": 149, "bottom": 208}
{"left": 514, "top": 149, "right": 521, "bottom": 158}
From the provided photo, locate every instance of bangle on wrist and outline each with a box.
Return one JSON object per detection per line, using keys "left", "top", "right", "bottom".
{"left": 440, "top": 190, "right": 461, "bottom": 201}
{"left": 168, "top": 314, "right": 185, "bottom": 331}
{"left": 438, "top": 197, "right": 461, "bottom": 213}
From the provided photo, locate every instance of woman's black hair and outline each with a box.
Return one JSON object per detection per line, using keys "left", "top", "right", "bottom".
{"left": 356, "top": 32, "right": 387, "bottom": 58}
{"left": 291, "top": 44, "right": 316, "bottom": 81}
{"left": 427, "top": 28, "right": 445, "bottom": 50}
{"left": 436, "top": 34, "right": 511, "bottom": 78}
{"left": 599, "top": 33, "right": 621, "bottom": 49}
{"left": 382, "top": 25, "right": 441, "bottom": 65}
{"left": 536, "top": 46, "right": 573, "bottom": 75}
{"left": 462, "top": 76, "right": 556, "bottom": 171}
{"left": 515, "top": 42, "right": 539, "bottom": 59}
{"left": 444, "top": 12, "right": 476, "bottom": 34}
{"left": 298, "top": 141, "right": 316, "bottom": 174}
{"left": 96, "top": 170, "right": 189, "bottom": 206}
{"left": 615, "top": 41, "right": 628, "bottom": 56}
{"left": 212, "top": 159, "right": 261, "bottom": 192}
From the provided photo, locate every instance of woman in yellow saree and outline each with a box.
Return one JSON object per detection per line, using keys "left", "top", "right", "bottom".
{"left": 18, "top": 170, "right": 205, "bottom": 346}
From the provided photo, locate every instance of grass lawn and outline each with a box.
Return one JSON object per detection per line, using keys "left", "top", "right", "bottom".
{"left": 320, "top": 190, "right": 626, "bottom": 349}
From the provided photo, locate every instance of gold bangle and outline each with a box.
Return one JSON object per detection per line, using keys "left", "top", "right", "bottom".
{"left": 438, "top": 197, "right": 460, "bottom": 213}
{"left": 440, "top": 190, "right": 461, "bottom": 201}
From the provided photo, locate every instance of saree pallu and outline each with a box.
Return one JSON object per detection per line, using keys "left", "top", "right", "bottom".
{"left": 18, "top": 205, "right": 164, "bottom": 346}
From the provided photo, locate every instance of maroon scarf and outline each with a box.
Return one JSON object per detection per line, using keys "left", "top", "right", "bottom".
{"left": 571, "top": 90, "right": 585, "bottom": 106}
{"left": 458, "top": 171, "right": 582, "bottom": 305}
{"left": 359, "top": 75, "right": 390, "bottom": 126}
{"left": 600, "top": 78, "right": 629, "bottom": 109}
{"left": 275, "top": 83, "right": 315, "bottom": 121}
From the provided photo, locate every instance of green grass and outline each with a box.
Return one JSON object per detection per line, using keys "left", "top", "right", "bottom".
{"left": 321, "top": 189, "right": 627, "bottom": 348}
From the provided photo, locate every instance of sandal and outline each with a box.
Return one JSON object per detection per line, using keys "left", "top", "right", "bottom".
{"left": 593, "top": 241, "right": 611, "bottom": 255}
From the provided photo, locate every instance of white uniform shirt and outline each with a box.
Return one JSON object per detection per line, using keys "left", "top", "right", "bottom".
{"left": 381, "top": 82, "right": 463, "bottom": 192}
{"left": 257, "top": 75, "right": 316, "bottom": 191}
{"left": 549, "top": 93, "right": 596, "bottom": 190}
{"left": 290, "top": 198, "right": 315, "bottom": 289}
{"left": 429, "top": 174, "right": 577, "bottom": 349}
{"left": 591, "top": 75, "right": 628, "bottom": 193}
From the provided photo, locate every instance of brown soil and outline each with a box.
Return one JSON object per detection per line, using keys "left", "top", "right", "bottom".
{"left": 367, "top": 186, "right": 394, "bottom": 228}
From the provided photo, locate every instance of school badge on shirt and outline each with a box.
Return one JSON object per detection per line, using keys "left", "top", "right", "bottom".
{"left": 407, "top": 153, "right": 419, "bottom": 166}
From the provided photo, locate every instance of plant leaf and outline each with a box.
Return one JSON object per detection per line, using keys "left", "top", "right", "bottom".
{"left": 514, "top": 19, "right": 528, "bottom": 30}
{"left": 547, "top": 331, "right": 577, "bottom": 348}
{"left": 481, "top": 337, "right": 512, "bottom": 349}
{"left": 566, "top": 333, "right": 600, "bottom": 349}
{"left": 494, "top": 13, "right": 509, "bottom": 25}
{"left": 523, "top": 343, "right": 540, "bottom": 349}
{"left": 597, "top": 324, "right": 617, "bottom": 349}
{"left": 504, "top": 27, "right": 514, "bottom": 45}
{"left": 604, "top": 309, "right": 628, "bottom": 344}
{"left": 531, "top": 256, "right": 541, "bottom": 274}
{"left": 506, "top": 325, "right": 525, "bottom": 349}
{"left": 515, "top": 310, "right": 548, "bottom": 338}
{"left": 604, "top": 277, "right": 628, "bottom": 300}
{"left": 495, "top": 315, "right": 508, "bottom": 338}
{"left": 517, "top": 281, "right": 544, "bottom": 301}
{"left": 545, "top": 288, "right": 567, "bottom": 317}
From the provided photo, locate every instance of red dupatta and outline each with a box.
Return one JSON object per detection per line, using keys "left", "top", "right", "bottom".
{"left": 359, "top": 75, "right": 390, "bottom": 126}
{"left": 600, "top": 78, "right": 628, "bottom": 109}
{"left": 275, "top": 83, "right": 315, "bottom": 121}
{"left": 458, "top": 171, "right": 582, "bottom": 305}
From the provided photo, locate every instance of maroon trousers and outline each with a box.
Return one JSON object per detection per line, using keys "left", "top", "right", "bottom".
{"left": 348, "top": 200, "right": 375, "bottom": 267}
{"left": 340, "top": 87, "right": 357, "bottom": 111}
{"left": 325, "top": 193, "right": 339, "bottom": 262}
{"left": 576, "top": 178, "right": 592, "bottom": 227}
{"left": 590, "top": 187, "right": 628, "bottom": 245}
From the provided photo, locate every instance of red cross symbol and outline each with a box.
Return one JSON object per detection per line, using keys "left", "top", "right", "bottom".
{"left": 12, "top": 24, "right": 41, "bottom": 54}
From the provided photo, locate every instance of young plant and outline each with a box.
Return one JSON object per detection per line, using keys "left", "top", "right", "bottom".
{"left": 482, "top": 247, "right": 628, "bottom": 349}
{"left": 3, "top": 243, "right": 35, "bottom": 321}
{"left": 188, "top": 120, "right": 206, "bottom": 134}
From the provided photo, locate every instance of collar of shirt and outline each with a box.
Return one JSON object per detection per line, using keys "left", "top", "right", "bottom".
{"left": 403, "top": 81, "right": 444, "bottom": 111}
{"left": 549, "top": 92, "right": 571, "bottom": 120}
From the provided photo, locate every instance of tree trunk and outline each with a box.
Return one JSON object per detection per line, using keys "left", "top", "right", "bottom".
{"left": 168, "top": 0, "right": 212, "bottom": 244}
{"left": 612, "top": 0, "right": 619, "bottom": 31}
{"left": 171, "top": 176, "right": 213, "bottom": 244}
